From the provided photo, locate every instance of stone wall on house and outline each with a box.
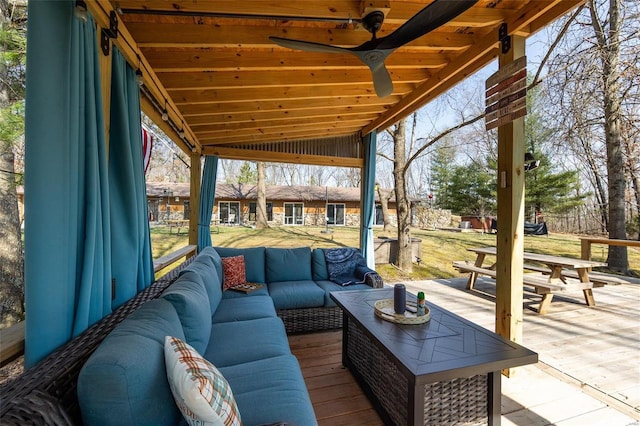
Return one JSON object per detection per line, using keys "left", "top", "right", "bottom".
{"left": 412, "top": 206, "right": 452, "bottom": 229}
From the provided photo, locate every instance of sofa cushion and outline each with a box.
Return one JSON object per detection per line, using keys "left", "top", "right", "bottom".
{"left": 78, "top": 299, "right": 185, "bottom": 426}
{"left": 267, "top": 281, "right": 325, "bottom": 310}
{"left": 265, "top": 247, "right": 312, "bottom": 283}
{"left": 199, "top": 246, "right": 224, "bottom": 285}
{"left": 212, "top": 295, "right": 276, "bottom": 323}
{"left": 214, "top": 246, "right": 266, "bottom": 284}
{"left": 162, "top": 276, "right": 212, "bottom": 354}
{"left": 204, "top": 317, "right": 290, "bottom": 368}
{"left": 311, "top": 248, "right": 329, "bottom": 281}
{"left": 222, "top": 255, "right": 246, "bottom": 290}
{"left": 180, "top": 260, "right": 222, "bottom": 313}
{"left": 315, "top": 280, "right": 373, "bottom": 307}
{"left": 164, "top": 336, "right": 242, "bottom": 426}
{"left": 220, "top": 355, "right": 318, "bottom": 426}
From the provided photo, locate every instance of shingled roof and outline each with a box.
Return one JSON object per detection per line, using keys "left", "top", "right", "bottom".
{"left": 146, "top": 182, "right": 398, "bottom": 203}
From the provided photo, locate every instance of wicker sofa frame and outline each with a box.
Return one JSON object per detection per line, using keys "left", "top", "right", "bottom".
{"left": 0, "top": 253, "right": 384, "bottom": 425}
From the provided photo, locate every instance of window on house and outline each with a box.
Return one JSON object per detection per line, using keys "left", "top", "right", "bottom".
{"left": 375, "top": 204, "right": 384, "bottom": 225}
{"left": 219, "top": 201, "right": 240, "bottom": 225}
{"left": 283, "top": 202, "right": 304, "bottom": 225}
{"left": 326, "top": 203, "right": 345, "bottom": 225}
{"left": 249, "top": 202, "right": 273, "bottom": 221}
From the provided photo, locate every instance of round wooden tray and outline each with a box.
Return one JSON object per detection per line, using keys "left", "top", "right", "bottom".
{"left": 374, "top": 299, "right": 430, "bottom": 324}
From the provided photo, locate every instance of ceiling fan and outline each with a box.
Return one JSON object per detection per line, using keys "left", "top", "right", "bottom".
{"left": 270, "top": 0, "right": 478, "bottom": 98}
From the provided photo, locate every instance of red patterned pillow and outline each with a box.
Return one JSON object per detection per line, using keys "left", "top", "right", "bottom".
{"left": 222, "top": 256, "right": 246, "bottom": 290}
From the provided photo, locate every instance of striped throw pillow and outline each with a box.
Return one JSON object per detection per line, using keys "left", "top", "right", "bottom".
{"left": 164, "top": 336, "right": 242, "bottom": 426}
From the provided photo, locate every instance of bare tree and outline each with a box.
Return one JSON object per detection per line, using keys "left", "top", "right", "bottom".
{"left": 375, "top": 182, "right": 393, "bottom": 232}
{"left": 255, "top": 161, "right": 268, "bottom": 229}
{"left": 0, "top": 0, "right": 26, "bottom": 328}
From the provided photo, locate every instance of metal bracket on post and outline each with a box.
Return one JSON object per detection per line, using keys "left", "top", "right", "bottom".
{"left": 499, "top": 23, "right": 511, "bottom": 54}
{"left": 100, "top": 11, "right": 118, "bottom": 56}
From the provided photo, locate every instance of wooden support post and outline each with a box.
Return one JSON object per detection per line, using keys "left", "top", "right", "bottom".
{"left": 495, "top": 35, "right": 526, "bottom": 377}
{"left": 189, "top": 152, "right": 201, "bottom": 246}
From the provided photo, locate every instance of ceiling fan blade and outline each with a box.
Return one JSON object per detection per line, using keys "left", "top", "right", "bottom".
{"left": 370, "top": 64, "right": 393, "bottom": 98}
{"left": 377, "top": 0, "right": 479, "bottom": 50}
{"left": 269, "top": 36, "right": 350, "bottom": 54}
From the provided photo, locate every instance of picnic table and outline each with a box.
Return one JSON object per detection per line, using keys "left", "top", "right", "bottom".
{"left": 453, "top": 246, "right": 607, "bottom": 314}
{"left": 167, "top": 219, "right": 189, "bottom": 234}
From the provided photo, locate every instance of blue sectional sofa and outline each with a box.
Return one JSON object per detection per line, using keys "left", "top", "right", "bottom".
{"left": 75, "top": 246, "right": 383, "bottom": 425}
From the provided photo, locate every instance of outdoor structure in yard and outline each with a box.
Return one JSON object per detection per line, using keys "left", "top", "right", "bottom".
{"left": 20, "top": 0, "right": 586, "bottom": 380}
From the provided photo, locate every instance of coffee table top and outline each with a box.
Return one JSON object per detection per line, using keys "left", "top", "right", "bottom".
{"left": 331, "top": 288, "right": 538, "bottom": 382}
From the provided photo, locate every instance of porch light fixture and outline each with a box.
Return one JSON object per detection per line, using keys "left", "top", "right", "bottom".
{"left": 161, "top": 100, "right": 169, "bottom": 121}
{"left": 135, "top": 69, "right": 143, "bottom": 86}
{"left": 524, "top": 152, "right": 540, "bottom": 172}
{"left": 75, "top": 0, "right": 88, "bottom": 22}
{"left": 178, "top": 121, "right": 185, "bottom": 139}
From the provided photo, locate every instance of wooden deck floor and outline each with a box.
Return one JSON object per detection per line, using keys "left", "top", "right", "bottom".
{"left": 290, "top": 276, "right": 640, "bottom": 425}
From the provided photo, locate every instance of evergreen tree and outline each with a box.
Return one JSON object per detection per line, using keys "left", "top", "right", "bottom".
{"left": 237, "top": 161, "right": 257, "bottom": 184}
{"left": 430, "top": 144, "right": 456, "bottom": 209}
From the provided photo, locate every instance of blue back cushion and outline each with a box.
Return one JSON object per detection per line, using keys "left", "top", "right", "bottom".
{"left": 311, "top": 248, "right": 329, "bottom": 281}
{"left": 180, "top": 256, "right": 222, "bottom": 313}
{"left": 78, "top": 299, "right": 185, "bottom": 426}
{"left": 266, "top": 247, "right": 312, "bottom": 282}
{"left": 199, "top": 246, "right": 224, "bottom": 286}
{"left": 214, "top": 246, "right": 266, "bottom": 283}
{"left": 162, "top": 273, "right": 212, "bottom": 353}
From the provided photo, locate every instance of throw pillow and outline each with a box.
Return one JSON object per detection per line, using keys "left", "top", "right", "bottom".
{"left": 164, "top": 336, "right": 242, "bottom": 426}
{"left": 221, "top": 255, "right": 246, "bottom": 290}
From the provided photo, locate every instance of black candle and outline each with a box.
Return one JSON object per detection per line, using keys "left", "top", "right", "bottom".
{"left": 394, "top": 284, "right": 406, "bottom": 314}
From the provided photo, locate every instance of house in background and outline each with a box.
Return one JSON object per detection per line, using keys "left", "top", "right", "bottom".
{"left": 145, "top": 182, "right": 400, "bottom": 227}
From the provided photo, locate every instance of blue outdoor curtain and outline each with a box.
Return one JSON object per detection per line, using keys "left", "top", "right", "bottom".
{"left": 24, "top": 3, "right": 112, "bottom": 367}
{"left": 360, "top": 131, "right": 377, "bottom": 269}
{"left": 109, "top": 48, "right": 154, "bottom": 308}
{"left": 198, "top": 156, "right": 219, "bottom": 251}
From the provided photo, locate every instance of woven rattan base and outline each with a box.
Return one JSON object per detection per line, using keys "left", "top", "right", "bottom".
{"left": 277, "top": 306, "right": 343, "bottom": 334}
{"left": 346, "top": 318, "right": 489, "bottom": 426}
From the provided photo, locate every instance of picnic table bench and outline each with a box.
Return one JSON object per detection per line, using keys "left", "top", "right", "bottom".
{"left": 580, "top": 237, "right": 640, "bottom": 260}
{"left": 166, "top": 219, "right": 189, "bottom": 234}
{"left": 454, "top": 247, "right": 607, "bottom": 314}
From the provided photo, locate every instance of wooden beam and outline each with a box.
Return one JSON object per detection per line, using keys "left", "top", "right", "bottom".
{"left": 201, "top": 146, "right": 363, "bottom": 168}
{"left": 124, "top": 22, "right": 475, "bottom": 50}
{"left": 191, "top": 114, "right": 378, "bottom": 133}
{"left": 141, "top": 48, "right": 449, "bottom": 72}
{"left": 180, "top": 96, "right": 397, "bottom": 116}
{"left": 495, "top": 36, "right": 526, "bottom": 377}
{"left": 186, "top": 107, "right": 385, "bottom": 127}
{"left": 199, "top": 127, "right": 359, "bottom": 145}
{"left": 158, "top": 69, "right": 429, "bottom": 91}
{"left": 189, "top": 152, "right": 201, "bottom": 246}
{"left": 196, "top": 119, "right": 367, "bottom": 136}
{"left": 171, "top": 83, "right": 415, "bottom": 104}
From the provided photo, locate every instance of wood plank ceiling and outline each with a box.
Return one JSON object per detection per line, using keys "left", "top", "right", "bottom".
{"left": 100, "top": 0, "right": 584, "bottom": 166}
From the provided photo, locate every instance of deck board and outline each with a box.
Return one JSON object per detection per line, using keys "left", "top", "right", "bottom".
{"left": 289, "top": 276, "right": 640, "bottom": 424}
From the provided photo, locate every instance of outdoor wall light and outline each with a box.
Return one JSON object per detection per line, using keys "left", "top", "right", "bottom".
{"left": 525, "top": 152, "right": 540, "bottom": 172}
{"left": 161, "top": 100, "right": 169, "bottom": 121}
{"left": 135, "top": 69, "right": 144, "bottom": 86}
{"left": 75, "top": 0, "right": 88, "bottom": 22}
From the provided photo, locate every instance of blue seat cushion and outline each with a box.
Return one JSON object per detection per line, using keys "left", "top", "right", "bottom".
{"left": 204, "top": 317, "right": 290, "bottom": 368}
{"left": 212, "top": 295, "right": 276, "bottom": 323}
{"left": 221, "top": 283, "right": 269, "bottom": 299}
{"left": 162, "top": 275, "right": 212, "bottom": 354}
{"left": 220, "top": 355, "right": 318, "bottom": 426}
{"left": 315, "top": 280, "right": 373, "bottom": 307}
{"left": 78, "top": 299, "right": 185, "bottom": 426}
{"left": 214, "top": 246, "right": 266, "bottom": 284}
{"left": 267, "top": 281, "right": 325, "bottom": 310}
{"left": 311, "top": 248, "right": 329, "bottom": 281}
{"left": 265, "top": 247, "right": 312, "bottom": 282}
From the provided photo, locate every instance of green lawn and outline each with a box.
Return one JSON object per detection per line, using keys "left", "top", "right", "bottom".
{"left": 150, "top": 225, "right": 639, "bottom": 282}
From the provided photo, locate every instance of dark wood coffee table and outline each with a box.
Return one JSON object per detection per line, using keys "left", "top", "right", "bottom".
{"left": 330, "top": 288, "right": 538, "bottom": 426}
